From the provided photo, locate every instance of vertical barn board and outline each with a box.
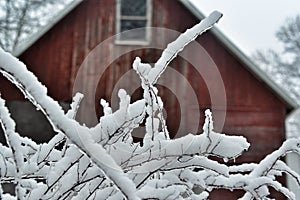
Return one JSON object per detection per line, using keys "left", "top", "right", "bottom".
{"left": 6, "top": 1, "right": 291, "bottom": 198}
{"left": 14, "top": 0, "right": 288, "bottom": 161}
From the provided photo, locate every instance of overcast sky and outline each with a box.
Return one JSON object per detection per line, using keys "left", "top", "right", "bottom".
{"left": 190, "top": 0, "right": 300, "bottom": 56}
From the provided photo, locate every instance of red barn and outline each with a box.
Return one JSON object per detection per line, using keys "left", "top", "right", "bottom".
{"left": 0, "top": 0, "right": 297, "bottom": 199}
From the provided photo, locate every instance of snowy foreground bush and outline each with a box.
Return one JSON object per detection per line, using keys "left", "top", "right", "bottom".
{"left": 0, "top": 11, "right": 299, "bottom": 200}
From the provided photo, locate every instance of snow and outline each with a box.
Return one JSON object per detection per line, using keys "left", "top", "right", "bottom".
{"left": 66, "top": 93, "right": 84, "bottom": 119}
{"left": 0, "top": 10, "right": 299, "bottom": 200}
{"left": 148, "top": 11, "right": 222, "bottom": 85}
{"left": 0, "top": 49, "right": 139, "bottom": 200}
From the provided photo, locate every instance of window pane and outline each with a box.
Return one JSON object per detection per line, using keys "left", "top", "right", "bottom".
{"left": 121, "top": 0, "right": 147, "bottom": 16}
{"left": 120, "top": 20, "right": 147, "bottom": 40}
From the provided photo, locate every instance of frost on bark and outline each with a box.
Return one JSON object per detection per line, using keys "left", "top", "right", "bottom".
{"left": 0, "top": 11, "right": 299, "bottom": 200}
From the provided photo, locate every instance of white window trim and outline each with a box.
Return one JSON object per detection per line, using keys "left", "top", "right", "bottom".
{"left": 115, "top": 0, "right": 152, "bottom": 45}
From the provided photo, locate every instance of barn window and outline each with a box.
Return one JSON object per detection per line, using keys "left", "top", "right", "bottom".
{"left": 115, "top": 0, "right": 152, "bottom": 45}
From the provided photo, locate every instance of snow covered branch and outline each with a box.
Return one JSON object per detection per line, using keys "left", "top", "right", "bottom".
{"left": 0, "top": 10, "right": 299, "bottom": 200}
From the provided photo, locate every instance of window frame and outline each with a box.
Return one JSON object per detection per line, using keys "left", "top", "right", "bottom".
{"left": 115, "top": 0, "right": 152, "bottom": 45}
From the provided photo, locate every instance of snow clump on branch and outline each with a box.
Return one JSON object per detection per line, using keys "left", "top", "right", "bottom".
{"left": 0, "top": 10, "right": 299, "bottom": 200}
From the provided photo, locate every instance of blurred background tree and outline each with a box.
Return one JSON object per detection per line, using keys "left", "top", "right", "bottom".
{"left": 253, "top": 15, "right": 300, "bottom": 101}
{"left": 0, "top": 0, "right": 72, "bottom": 52}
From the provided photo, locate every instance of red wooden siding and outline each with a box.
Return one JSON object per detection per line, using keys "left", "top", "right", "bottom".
{"left": 0, "top": 0, "right": 287, "bottom": 163}
{"left": 0, "top": 2, "right": 288, "bottom": 196}
{"left": 0, "top": 0, "right": 289, "bottom": 198}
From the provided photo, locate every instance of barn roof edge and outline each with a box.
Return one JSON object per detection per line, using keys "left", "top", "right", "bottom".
{"left": 179, "top": 0, "right": 299, "bottom": 110}
{"left": 12, "top": 0, "right": 299, "bottom": 110}
{"left": 12, "top": 0, "right": 84, "bottom": 57}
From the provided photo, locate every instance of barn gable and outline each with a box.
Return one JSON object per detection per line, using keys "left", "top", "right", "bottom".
{"left": 179, "top": 0, "right": 297, "bottom": 110}
{"left": 0, "top": 1, "right": 297, "bottom": 198}
{"left": 0, "top": 0, "right": 294, "bottom": 145}
{"left": 11, "top": 0, "right": 297, "bottom": 110}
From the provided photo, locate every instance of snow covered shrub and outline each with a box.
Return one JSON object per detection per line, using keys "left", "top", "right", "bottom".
{"left": 0, "top": 11, "right": 299, "bottom": 200}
